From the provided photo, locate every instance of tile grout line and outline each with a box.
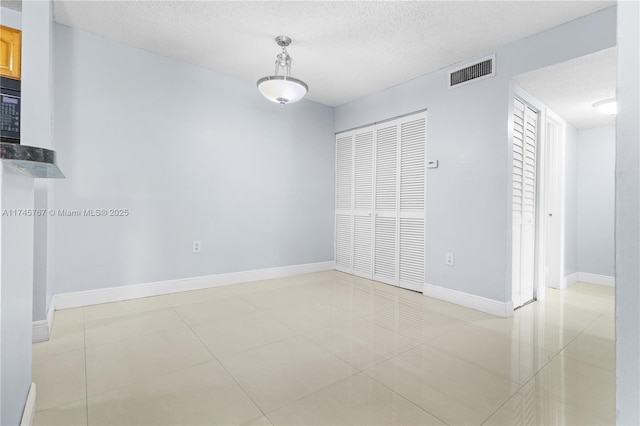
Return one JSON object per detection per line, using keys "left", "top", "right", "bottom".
{"left": 233, "top": 272, "right": 481, "bottom": 422}
{"left": 79, "top": 291, "right": 330, "bottom": 406}
{"left": 84, "top": 322, "right": 185, "bottom": 350}
{"left": 552, "top": 293, "right": 615, "bottom": 366}
{"left": 362, "top": 339, "right": 520, "bottom": 426}
{"left": 42, "top": 273, "right": 616, "bottom": 425}
{"left": 259, "top": 374, "right": 356, "bottom": 422}
{"left": 174, "top": 274, "right": 378, "bottom": 420}
{"left": 80, "top": 306, "right": 221, "bottom": 403}
{"left": 358, "top": 363, "right": 451, "bottom": 425}
{"left": 479, "top": 289, "right": 616, "bottom": 425}
{"left": 477, "top": 353, "right": 550, "bottom": 425}
{"left": 419, "top": 335, "right": 530, "bottom": 388}
{"left": 31, "top": 312, "right": 87, "bottom": 417}
{"left": 266, "top": 367, "right": 444, "bottom": 426}
{"left": 236, "top": 277, "right": 369, "bottom": 393}
{"left": 392, "top": 340, "right": 525, "bottom": 422}
{"left": 285, "top": 287, "right": 460, "bottom": 424}
{"left": 171, "top": 293, "right": 303, "bottom": 359}
{"left": 168, "top": 303, "right": 271, "bottom": 422}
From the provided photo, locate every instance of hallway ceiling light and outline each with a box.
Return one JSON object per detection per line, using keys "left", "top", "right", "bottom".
{"left": 593, "top": 99, "right": 617, "bottom": 115}
{"left": 257, "top": 36, "right": 308, "bottom": 107}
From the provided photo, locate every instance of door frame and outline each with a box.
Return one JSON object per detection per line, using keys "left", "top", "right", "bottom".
{"left": 508, "top": 86, "right": 547, "bottom": 308}
{"left": 509, "top": 85, "right": 569, "bottom": 308}
{"left": 512, "top": 94, "right": 541, "bottom": 308}
{"left": 542, "top": 111, "right": 567, "bottom": 292}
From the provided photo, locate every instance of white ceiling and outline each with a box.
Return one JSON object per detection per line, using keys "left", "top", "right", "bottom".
{"left": 513, "top": 47, "right": 617, "bottom": 130}
{"left": 51, "top": 0, "right": 615, "bottom": 107}
{"left": 0, "top": 0, "right": 21, "bottom": 11}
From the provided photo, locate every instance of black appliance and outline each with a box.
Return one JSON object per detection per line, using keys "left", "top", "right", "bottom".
{"left": 1, "top": 77, "right": 20, "bottom": 144}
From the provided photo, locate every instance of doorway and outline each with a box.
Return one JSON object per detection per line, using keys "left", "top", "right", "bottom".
{"left": 543, "top": 114, "right": 566, "bottom": 291}
{"left": 511, "top": 96, "right": 538, "bottom": 309}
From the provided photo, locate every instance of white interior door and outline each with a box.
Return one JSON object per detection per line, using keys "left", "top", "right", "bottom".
{"left": 543, "top": 118, "right": 565, "bottom": 288}
{"left": 398, "top": 113, "right": 427, "bottom": 291}
{"left": 512, "top": 98, "right": 538, "bottom": 308}
{"left": 335, "top": 132, "right": 353, "bottom": 273}
{"left": 335, "top": 111, "right": 426, "bottom": 292}
{"left": 353, "top": 129, "right": 375, "bottom": 278}
{"left": 373, "top": 120, "right": 400, "bottom": 286}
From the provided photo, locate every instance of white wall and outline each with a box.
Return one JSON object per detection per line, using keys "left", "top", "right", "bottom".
{"left": 2, "top": 2, "right": 57, "bottom": 323}
{"left": 564, "top": 124, "right": 579, "bottom": 276}
{"left": 21, "top": 0, "right": 56, "bottom": 322}
{"left": 577, "top": 127, "right": 615, "bottom": 277}
{"left": 334, "top": 7, "right": 616, "bottom": 303}
{"left": 52, "top": 24, "right": 335, "bottom": 294}
{"left": 21, "top": 1, "right": 53, "bottom": 151}
{"left": 615, "top": 0, "right": 640, "bottom": 423}
{"left": 1, "top": 7, "right": 43, "bottom": 424}
{"left": 0, "top": 165, "right": 35, "bottom": 426}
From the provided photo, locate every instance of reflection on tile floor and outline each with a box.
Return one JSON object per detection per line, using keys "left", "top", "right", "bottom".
{"left": 32, "top": 273, "right": 615, "bottom": 425}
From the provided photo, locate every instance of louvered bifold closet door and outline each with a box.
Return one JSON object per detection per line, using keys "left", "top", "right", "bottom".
{"left": 373, "top": 119, "right": 400, "bottom": 285}
{"left": 512, "top": 98, "right": 537, "bottom": 308}
{"left": 352, "top": 128, "right": 375, "bottom": 278}
{"left": 512, "top": 100, "right": 525, "bottom": 306}
{"left": 398, "top": 112, "right": 426, "bottom": 291}
{"left": 520, "top": 103, "right": 538, "bottom": 303}
{"left": 335, "top": 132, "right": 354, "bottom": 273}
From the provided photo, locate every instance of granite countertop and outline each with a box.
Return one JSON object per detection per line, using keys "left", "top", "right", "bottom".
{"left": 0, "top": 143, "right": 64, "bottom": 178}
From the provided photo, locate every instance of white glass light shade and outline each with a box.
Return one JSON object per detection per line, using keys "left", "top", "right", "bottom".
{"left": 257, "top": 76, "right": 308, "bottom": 105}
{"left": 593, "top": 99, "right": 617, "bottom": 115}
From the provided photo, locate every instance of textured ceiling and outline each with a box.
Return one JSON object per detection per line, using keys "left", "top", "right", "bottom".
{"left": 0, "top": 0, "right": 22, "bottom": 11}
{"left": 52, "top": 0, "right": 615, "bottom": 107}
{"left": 514, "top": 47, "right": 617, "bottom": 130}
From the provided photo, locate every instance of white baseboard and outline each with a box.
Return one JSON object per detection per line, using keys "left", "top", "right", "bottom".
{"left": 54, "top": 261, "right": 335, "bottom": 310}
{"left": 559, "top": 272, "right": 579, "bottom": 289}
{"left": 423, "top": 283, "right": 514, "bottom": 318}
{"left": 561, "top": 271, "right": 615, "bottom": 289}
{"left": 32, "top": 320, "right": 49, "bottom": 343}
{"left": 577, "top": 272, "right": 615, "bottom": 287}
{"left": 20, "top": 383, "right": 36, "bottom": 426}
{"left": 32, "top": 299, "right": 56, "bottom": 343}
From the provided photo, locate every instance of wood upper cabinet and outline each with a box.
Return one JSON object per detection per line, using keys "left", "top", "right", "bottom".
{"left": 0, "top": 25, "right": 21, "bottom": 80}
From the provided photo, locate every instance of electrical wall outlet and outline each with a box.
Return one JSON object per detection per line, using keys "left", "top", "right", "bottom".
{"left": 193, "top": 241, "right": 201, "bottom": 254}
{"left": 445, "top": 252, "right": 454, "bottom": 266}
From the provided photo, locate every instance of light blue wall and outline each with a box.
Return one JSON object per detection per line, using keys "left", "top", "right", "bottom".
{"left": 564, "top": 124, "right": 579, "bottom": 276}
{"left": 334, "top": 7, "right": 616, "bottom": 302}
{"left": 20, "top": 0, "right": 55, "bottom": 323}
{"left": 1, "top": 6, "right": 38, "bottom": 425}
{"left": 0, "top": 6, "right": 21, "bottom": 28}
{"left": 615, "top": 1, "right": 640, "bottom": 422}
{"left": 0, "top": 165, "right": 35, "bottom": 426}
{"left": 577, "top": 127, "right": 615, "bottom": 276}
{"left": 52, "top": 24, "right": 335, "bottom": 294}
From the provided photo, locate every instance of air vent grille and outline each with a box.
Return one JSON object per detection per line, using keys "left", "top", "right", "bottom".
{"left": 448, "top": 55, "right": 495, "bottom": 88}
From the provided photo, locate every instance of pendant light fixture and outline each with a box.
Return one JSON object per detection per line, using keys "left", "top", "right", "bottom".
{"left": 593, "top": 98, "right": 617, "bottom": 115}
{"left": 257, "top": 36, "right": 308, "bottom": 106}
